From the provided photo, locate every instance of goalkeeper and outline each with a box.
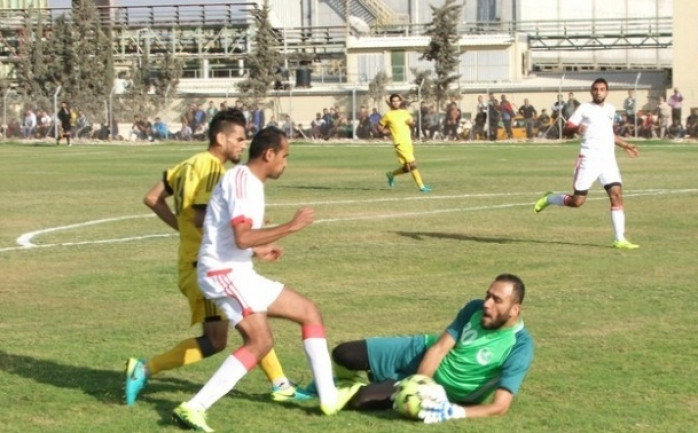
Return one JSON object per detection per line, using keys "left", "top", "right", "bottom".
{"left": 330, "top": 273, "right": 533, "bottom": 422}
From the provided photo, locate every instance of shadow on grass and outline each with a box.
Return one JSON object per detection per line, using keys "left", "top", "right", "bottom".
{"left": 395, "top": 231, "right": 604, "bottom": 248}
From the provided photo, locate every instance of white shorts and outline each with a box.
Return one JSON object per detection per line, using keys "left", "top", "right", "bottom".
{"left": 197, "top": 266, "right": 284, "bottom": 326}
{"left": 572, "top": 155, "right": 622, "bottom": 192}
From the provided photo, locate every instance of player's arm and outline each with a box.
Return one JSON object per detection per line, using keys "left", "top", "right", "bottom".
{"left": 232, "top": 207, "right": 314, "bottom": 250}
{"left": 143, "top": 179, "right": 178, "bottom": 231}
{"left": 564, "top": 120, "right": 583, "bottom": 136}
{"left": 614, "top": 136, "right": 639, "bottom": 158}
{"left": 193, "top": 205, "right": 206, "bottom": 228}
{"left": 417, "top": 332, "right": 455, "bottom": 377}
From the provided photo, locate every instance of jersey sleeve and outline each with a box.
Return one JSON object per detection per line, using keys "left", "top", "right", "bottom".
{"left": 567, "top": 103, "right": 585, "bottom": 126}
{"left": 498, "top": 330, "right": 534, "bottom": 395}
{"left": 445, "top": 300, "right": 482, "bottom": 340}
{"left": 225, "top": 171, "right": 255, "bottom": 227}
{"left": 378, "top": 113, "right": 389, "bottom": 128}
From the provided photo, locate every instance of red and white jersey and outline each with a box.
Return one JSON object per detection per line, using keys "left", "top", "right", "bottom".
{"left": 568, "top": 101, "right": 616, "bottom": 159}
{"left": 198, "top": 165, "right": 265, "bottom": 271}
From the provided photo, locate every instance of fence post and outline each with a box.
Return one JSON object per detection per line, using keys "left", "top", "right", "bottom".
{"left": 54, "top": 86, "right": 62, "bottom": 141}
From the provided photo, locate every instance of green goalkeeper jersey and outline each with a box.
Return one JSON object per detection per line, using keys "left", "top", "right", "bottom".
{"left": 427, "top": 300, "right": 534, "bottom": 403}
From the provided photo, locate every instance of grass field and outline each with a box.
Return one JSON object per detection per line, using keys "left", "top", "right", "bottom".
{"left": 1, "top": 139, "right": 697, "bottom": 433}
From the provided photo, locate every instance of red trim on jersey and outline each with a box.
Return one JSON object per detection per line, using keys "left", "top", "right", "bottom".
{"left": 232, "top": 347, "right": 258, "bottom": 371}
{"left": 206, "top": 268, "right": 232, "bottom": 277}
{"left": 302, "top": 324, "right": 326, "bottom": 339}
{"left": 210, "top": 270, "right": 251, "bottom": 318}
{"left": 231, "top": 215, "right": 252, "bottom": 227}
{"left": 242, "top": 307, "right": 254, "bottom": 317}
{"left": 611, "top": 206, "right": 623, "bottom": 211}
{"left": 235, "top": 168, "right": 247, "bottom": 200}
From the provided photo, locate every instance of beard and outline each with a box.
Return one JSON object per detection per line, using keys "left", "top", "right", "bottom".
{"left": 481, "top": 313, "right": 510, "bottom": 330}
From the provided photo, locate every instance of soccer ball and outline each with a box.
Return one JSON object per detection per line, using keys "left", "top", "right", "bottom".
{"left": 392, "top": 374, "right": 436, "bottom": 419}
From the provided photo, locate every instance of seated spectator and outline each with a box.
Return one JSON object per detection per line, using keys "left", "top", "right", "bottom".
{"left": 266, "top": 115, "right": 278, "bottom": 128}
{"left": 178, "top": 121, "right": 192, "bottom": 141}
{"left": 75, "top": 111, "right": 93, "bottom": 138}
{"left": 37, "top": 110, "right": 53, "bottom": 137}
{"left": 151, "top": 117, "right": 169, "bottom": 140}
{"left": 667, "top": 119, "right": 685, "bottom": 139}
{"left": 356, "top": 107, "right": 371, "bottom": 139}
{"left": 7, "top": 118, "right": 22, "bottom": 138}
{"left": 368, "top": 108, "right": 381, "bottom": 137}
{"left": 616, "top": 114, "right": 634, "bottom": 137}
{"left": 470, "top": 110, "right": 487, "bottom": 140}
{"left": 310, "top": 113, "right": 325, "bottom": 139}
{"left": 685, "top": 111, "right": 698, "bottom": 138}
{"left": 638, "top": 111, "right": 658, "bottom": 139}
{"left": 23, "top": 110, "right": 37, "bottom": 138}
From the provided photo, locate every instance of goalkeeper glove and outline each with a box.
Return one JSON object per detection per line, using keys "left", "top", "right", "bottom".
{"left": 418, "top": 399, "right": 467, "bottom": 424}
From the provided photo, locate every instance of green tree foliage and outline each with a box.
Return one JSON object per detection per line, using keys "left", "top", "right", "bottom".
{"left": 237, "top": 0, "right": 284, "bottom": 105}
{"left": 421, "top": 0, "right": 462, "bottom": 112}
{"left": 410, "top": 69, "right": 436, "bottom": 105}
{"left": 123, "top": 48, "right": 182, "bottom": 119}
{"left": 368, "top": 70, "right": 390, "bottom": 110}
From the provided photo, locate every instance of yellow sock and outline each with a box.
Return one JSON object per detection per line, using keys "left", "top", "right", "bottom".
{"left": 259, "top": 348, "right": 286, "bottom": 385}
{"left": 147, "top": 338, "right": 204, "bottom": 376}
{"left": 410, "top": 169, "right": 425, "bottom": 188}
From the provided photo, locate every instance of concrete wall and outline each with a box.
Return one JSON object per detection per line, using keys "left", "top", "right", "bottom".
{"left": 673, "top": 0, "right": 698, "bottom": 114}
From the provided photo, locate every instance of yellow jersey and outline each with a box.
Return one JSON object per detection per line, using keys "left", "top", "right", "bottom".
{"left": 164, "top": 151, "right": 225, "bottom": 271}
{"left": 379, "top": 109, "right": 414, "bottom": 147}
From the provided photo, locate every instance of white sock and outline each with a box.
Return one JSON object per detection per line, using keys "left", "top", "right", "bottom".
{"left": 188, "top": 351, "right": 253, "bottom": 411}
{"left": 302, "top": 326, "right": 337, "bottom": 405}
{"left": 611, "top": 206, "right": 626, "bottom": 241}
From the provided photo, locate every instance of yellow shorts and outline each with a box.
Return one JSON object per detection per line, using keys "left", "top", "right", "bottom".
{"left": 179, "top": 266, "right": 223, "bottom": 325}
{"left": 394, "top": 143, "right": 415, "bottom": 165}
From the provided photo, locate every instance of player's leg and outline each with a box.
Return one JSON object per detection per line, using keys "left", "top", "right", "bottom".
{"left": 535, "top": 156, "right": 593, "bottom": 212}
{"left": 602, "top": 165, "right": 639, "bottom": 249}
{"left": 268, "top": 287, "right": 360, "bottom": 415}
{"left": 174, "top": 312, "right": 272, "bottom": 432}
{"left": 397, "top": 145, "right": 429, "bottom": 191}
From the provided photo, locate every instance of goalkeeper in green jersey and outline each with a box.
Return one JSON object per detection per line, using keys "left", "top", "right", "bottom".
{"left": 329, "top": 273, "right": 534, "bottom": 423}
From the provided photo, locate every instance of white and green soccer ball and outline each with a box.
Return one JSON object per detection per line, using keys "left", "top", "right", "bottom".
{"left": 392, "top": 374, "right": 436, "bottom": 419}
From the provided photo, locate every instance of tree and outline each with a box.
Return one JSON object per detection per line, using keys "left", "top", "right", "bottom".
{"left": 122, "top": 49, "right": 182, "bottom": 119}
{"left": 410, "top": 69, "right": 436, "bottom": 105}
{"left": 367, "top": 70, "right": 390, "bottom": 110}
{"left": 237, "top": 0, "right": 284, "bottom": 106}
{"left": 421, "top": 0, "right": 462, "bottom": 113}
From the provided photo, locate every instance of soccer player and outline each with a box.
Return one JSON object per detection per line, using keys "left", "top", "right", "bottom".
{"left": 172, "top": 127, "right": 359, "bottom": 432}
{"left": 56, "top": 101, "right": 72, "bottom": 146}
{"left": 328, "top": 273, "right": 533, "bottom": 423}
{"left": 378, "top": 94, "right": 431, "bottom": 192}
{"left": 125, "top": 110, "right": 306, "bottom": 407}
{"left": 533, "top": 78, "right": 640, "bottom": 249}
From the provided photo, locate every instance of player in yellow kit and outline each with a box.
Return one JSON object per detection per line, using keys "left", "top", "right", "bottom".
{"left": 378, "top": 94, "right": 431, "bottom": 192}
{"left": 125, "top": 109, "right": 308, "bottom": 405}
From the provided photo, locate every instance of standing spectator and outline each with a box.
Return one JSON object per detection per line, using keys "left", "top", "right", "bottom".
{"left": 487, "top": 93, "right": 500, "bottom": 141}
{"left": 518, "top": 98, "right": 537, "bottom": 139}
{"left": 499, "top": 94, "right": 516, "bottom": 139}
{"left": 668, "top": 88, "right": 683, "bottom": 124}
{"left": 623, "top": 90, "right": 636, "bottom": 126}
{"left": 657, "top": 96, "right": 671, "bottom": 138}
{"left": 194, "top": 104, "right": 207, "bottom": 131}
{"left": 23, "top": 110, "right": 37, "bottom": 138}
{"left": 551, "top": 94, "right": 566, "bottom": 137}
{"left": 57, "top": 101, "right": 72, "bottom": 145}
{"left": 534, "top": 78, "right": 640, "bottom": 249}
{"left": 251, "top": 104, "right": 265, "bottom": 136}
{"left": 356, "top": 106, "right": 371, "bottom": 139}
{"left": 368, "top": 108, "right": 381, "bottom": 138}
{"left": 638, "top": 110, "right": 657, "bottom": 139}
{"left": 476, "top": 94, "right": 487, "bottom": 115}
{"left": 426, "top": 105, "right": 442, "bottom": 140}
{"left": 38, "top": 110, "right": 52, "bottom": 137}
{"left": 443, "top": 102, "right": 460, "bottom": 140}
{"left": 206, "top": 100, "right": 218, "bottom": 120}
{"left": 563, "top": 92, "right": 580, "bottom": 120}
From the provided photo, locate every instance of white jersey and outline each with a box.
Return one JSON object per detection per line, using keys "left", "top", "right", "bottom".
{"left": 198, "top": 165, "right": 265, "bottom": 271}
{"left": 567, "top": 101, "right": 616, "bottom": 159}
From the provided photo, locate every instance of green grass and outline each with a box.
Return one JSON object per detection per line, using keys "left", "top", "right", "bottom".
{"left": 1, "top": 139, "right": 697, "bottom": 433}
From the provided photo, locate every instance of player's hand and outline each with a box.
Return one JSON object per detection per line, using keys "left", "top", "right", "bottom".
{"left": 624, "top": 143, "right": 639, "bottom": 158}
{"left": 289, "top": 207, "right": 314, "bottom": 232}
{"left": 254, "top": 244, "right": 283, "bottom": 262}
{"left": 418, "top": 400, "right": 467, "bottom": 424}
{"left": 577, "top": 124, "right": 587, "bottom": 135}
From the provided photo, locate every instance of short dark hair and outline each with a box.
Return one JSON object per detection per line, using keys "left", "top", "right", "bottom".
{"left": 494, "top": 273, "right": 525, "bottom": 304}
{"left": 389, "top": 93, "right": 402, "bottom": 102}
{"left": 592, "top": 77, "right": 608, "bottom": 89}
{"left": 208, "top": 108, "right": 246, "bottom": 146}
{"left": 248, "top": 126, "right": 287, "bottom": 160}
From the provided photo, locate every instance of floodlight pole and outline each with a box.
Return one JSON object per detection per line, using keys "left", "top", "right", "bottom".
{"left": 558, "top": 74, "right": 565, "bottom": 140}
{"left": 54, "top": 86, "right": 62, "bottom": 141}
{"left": 164, "top": 83, "right": 171, "bottom": 139}
{"left": 634, "top": 72, "right": 641, "bottom": 138}
{"left": 352, "top": 87, "right": 357, "bottom": 139}
{"left": 109, "top": 85, "right": 115, "bottom": 139}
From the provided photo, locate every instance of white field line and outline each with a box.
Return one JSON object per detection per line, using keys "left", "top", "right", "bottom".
{"left": 1, "top": 188, "right": 696, "bottom": 253}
